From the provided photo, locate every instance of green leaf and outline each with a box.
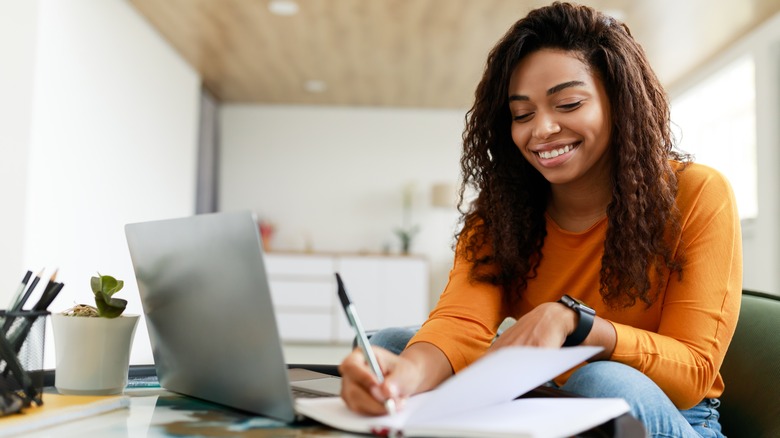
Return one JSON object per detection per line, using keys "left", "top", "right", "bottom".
{"left": 91, "top": 273, "right": 127, "bottom": 318}
{"left": 95, "top": 293, "right": 127, "bottom": 318}
{"left": 103, "top": 278, "right": 124, "bottom": 297}
{"left": 100, "top": 275, "right": 119, "bottom": 297}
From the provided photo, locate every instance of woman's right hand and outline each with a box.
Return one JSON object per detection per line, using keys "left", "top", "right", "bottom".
{"left": 338, "top": 342, "right": 453, "bottom": 416}
{"left": 338, "top": 346, "right": 418, "bottom": 416}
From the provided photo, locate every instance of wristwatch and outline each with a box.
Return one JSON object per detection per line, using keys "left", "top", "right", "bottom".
{"left": 558, "top": 294, "right": 596, "bottom": 347}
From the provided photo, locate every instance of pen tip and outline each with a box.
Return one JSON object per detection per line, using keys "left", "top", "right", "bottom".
{"left": 50, "top": 268, "right": 59, "bottom": 281}
{"left": 36, "top": 268, "right": 45, "bottom": 276}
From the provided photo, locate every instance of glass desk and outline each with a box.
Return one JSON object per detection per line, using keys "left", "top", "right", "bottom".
{"left": 11, "top": 367, "right": 645, "bottom": 437}
{"left": 20, "top": 387, "right": 355, "bottom": 438}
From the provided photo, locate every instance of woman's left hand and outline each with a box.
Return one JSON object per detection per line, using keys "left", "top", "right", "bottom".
{"left": 489, "top": 302, "right": 577, "bottom": 352}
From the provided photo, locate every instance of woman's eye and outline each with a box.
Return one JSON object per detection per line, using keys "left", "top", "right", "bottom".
{"left": 513, "top": 112, "right": 534, "bottom": 122}
{"left": 557, "top": 101, "right": 583, "bottom": 111}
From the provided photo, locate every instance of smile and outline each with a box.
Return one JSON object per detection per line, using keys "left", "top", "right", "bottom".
{"left": 535, "top": 143, "right": 578, "bottom": 159}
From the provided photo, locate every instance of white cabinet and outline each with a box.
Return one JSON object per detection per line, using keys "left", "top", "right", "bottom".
{"left": 265, "top": 253, "right": 429, "bottom": 343}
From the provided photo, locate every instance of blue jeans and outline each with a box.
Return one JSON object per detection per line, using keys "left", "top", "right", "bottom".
{"left": 368, "top": 327, "right": 724, "bottom": 438}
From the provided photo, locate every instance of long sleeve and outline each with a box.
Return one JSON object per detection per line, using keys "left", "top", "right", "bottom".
{"left": 609, "top": 164, "right": 742, "bottom": 409}
{"left": 406, "top": 241, "right": 507, "bottom": 373}
{"left": 406, "top": 163, "right": 741, "bottom": 410}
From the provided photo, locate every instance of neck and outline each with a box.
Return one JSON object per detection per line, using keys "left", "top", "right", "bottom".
{"left": 547, "top": 179, "right": 612, "bottom": 233}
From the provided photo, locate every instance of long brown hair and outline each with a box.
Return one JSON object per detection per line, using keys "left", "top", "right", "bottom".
{"left": 458, "top": 2, "right": 689, "bottom": 308}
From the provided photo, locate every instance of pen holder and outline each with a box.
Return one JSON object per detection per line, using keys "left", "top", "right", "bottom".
{"left": 0, "top": 310, "right": 49, "bottom": 411}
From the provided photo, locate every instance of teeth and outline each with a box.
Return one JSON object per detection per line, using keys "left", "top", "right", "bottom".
{"left": 538, "top": 144, "right": 573, "bottom": 159}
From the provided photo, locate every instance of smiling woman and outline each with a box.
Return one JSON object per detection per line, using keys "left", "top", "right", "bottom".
{"left": 507, "top": 50, "right": 612, "bottom": 194}
{"left": 337, "top": 3, "right": 742, "bottom": 437}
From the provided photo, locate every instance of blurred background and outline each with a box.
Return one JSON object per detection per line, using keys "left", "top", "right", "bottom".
{"left": 1, "top": 0, "right": 778, "bottom": 367}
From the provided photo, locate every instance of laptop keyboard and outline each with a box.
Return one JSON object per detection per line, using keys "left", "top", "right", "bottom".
{"left": 292, "top": 387, "right": 330, "bottom": 399}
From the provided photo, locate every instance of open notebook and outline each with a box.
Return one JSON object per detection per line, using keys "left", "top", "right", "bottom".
{"left": 296, "top": 346, "right": 631, "bottom": 438}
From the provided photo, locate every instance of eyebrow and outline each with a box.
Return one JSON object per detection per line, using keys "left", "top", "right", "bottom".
{"left": 508, "top": 80, "right": 587, "bottom": 102}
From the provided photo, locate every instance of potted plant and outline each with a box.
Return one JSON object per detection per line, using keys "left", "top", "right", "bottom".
{"left": 51, "top": 273, "right": 139, "bottom": 395}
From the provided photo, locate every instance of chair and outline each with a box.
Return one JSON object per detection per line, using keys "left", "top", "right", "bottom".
{"left": 718, "top": 289, "right": 780, "bottom": 437}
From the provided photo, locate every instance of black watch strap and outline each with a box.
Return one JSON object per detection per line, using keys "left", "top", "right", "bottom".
{"left": 558, "top": 294, "right": 596, "bottom": 347}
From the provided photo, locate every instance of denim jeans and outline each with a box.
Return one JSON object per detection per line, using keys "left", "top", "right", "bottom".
{"left": 368, "top": 327, "right": 725, "bottom": 438}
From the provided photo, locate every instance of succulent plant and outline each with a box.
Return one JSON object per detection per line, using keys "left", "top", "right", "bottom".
{"left": 63, "top": 273, "right": 127, "bottom": 318}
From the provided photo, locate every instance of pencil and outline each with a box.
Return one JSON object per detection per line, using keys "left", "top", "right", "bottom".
{"left": 7, "top": 270, "right": 32, "bottom": 310}
{"left": 13, "top": 268, "right": 44, "bottom": 312}
{"left": 34, "top": 281, "right": 64, "bottom": 311}
{"left": 41, "top": 268, "right": 58, "bottom": 298}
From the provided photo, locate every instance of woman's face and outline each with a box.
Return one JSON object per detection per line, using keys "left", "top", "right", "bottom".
{"left": 508, "top": 49, "right": 612, "bottom": 187}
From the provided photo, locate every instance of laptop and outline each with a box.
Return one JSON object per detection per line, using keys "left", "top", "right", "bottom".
{"left": 125, "top": 210, "right": 341, "bottom": 423}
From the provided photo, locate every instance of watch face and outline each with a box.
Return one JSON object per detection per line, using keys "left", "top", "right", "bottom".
{"left": 561, "top": 295, "right": 595, "bottom": 315}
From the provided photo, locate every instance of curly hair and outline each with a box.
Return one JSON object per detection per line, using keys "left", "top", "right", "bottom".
{"left": 458, "top": 2, "right": 689, "bottom": 308}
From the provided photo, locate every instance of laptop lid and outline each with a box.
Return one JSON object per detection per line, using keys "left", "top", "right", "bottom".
{"left": 125, "top": 211, "right": 310, "bottom": 422}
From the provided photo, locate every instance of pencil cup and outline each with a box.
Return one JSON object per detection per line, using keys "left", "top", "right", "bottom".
{"left": 0, "top": 310, "right": 49, "bottom": 408}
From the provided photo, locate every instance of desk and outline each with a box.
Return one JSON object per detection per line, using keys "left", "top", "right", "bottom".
{"left": 12, "top": 368, "right": 645, "bottom": 437}
{"left": 12, "top": 388, "right": 646, "bottom": 438}
{"left": 19, "top": 388, "right": 355, "bottom": 438}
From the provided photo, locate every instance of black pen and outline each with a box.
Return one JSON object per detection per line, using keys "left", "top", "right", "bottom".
{"left": 336, "top": 273, "right": 397, "bottom": 415}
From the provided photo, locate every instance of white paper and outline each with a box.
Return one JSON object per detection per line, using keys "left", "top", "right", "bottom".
{"left": 295, "top": 346, "right": 616, "bottom": 437}
{"left": 407, "top": 398, "right": 630, "bottom": 438}
{"left": 405, "top": 346, "right": 602, "bottom": 424}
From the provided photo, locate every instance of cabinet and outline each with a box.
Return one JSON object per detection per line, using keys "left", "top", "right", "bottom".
{"left": 265, "top": 253, "right": 429, "bottom": 343}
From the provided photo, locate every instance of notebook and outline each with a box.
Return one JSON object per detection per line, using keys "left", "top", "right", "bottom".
{"left": 124, "top": 211, "right": 341, "bottom": 423}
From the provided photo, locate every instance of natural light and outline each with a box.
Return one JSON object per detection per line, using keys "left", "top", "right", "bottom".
{"left": 670, "top": 55, "right": 758, "bottom": 219}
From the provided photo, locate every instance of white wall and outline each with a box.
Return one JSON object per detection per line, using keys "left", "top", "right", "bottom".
{"left": 0, "top": 0, "right": 38, "bottom": 305}
{"left": 8, "top": 0, "right": 201, "bottom": 368}
{"left": 220, "top": 105, "right": 464, "bottom": 305}
{"left": 669, "top": 11, "right": 780, "bottom": 294}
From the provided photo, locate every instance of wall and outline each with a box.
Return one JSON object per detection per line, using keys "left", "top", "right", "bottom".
{"left": 669, "top": 11, "right": 780, "bottom": 294}
{"left": 9, "top": 0, "right": 201, "bottom": 368}
{"left": 0, "top": 0, "right": 38, "bottom": 306}
{"left": 220, "top": 105, "right": 464, "bottom": 306}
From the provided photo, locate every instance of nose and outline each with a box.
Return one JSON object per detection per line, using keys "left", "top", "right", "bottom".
{"left": 532, "top": 112, "right": 561, "bottom": 140}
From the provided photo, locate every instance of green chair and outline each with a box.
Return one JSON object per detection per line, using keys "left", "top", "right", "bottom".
{"left": 718, "top": 289, "right": 780, "bottom": 437}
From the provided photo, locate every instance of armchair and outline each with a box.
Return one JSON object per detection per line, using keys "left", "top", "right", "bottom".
{"left": 718, "top": 289, "right": 780, "bottom": 437}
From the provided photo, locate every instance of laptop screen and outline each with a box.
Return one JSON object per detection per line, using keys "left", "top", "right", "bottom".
{"left": 125, "top": 211, "right": 300, "bottom": 421}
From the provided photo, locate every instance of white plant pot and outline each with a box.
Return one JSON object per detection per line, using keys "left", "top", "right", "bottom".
{"left": 51, "top": 313, "right": 139, "bottom": 395}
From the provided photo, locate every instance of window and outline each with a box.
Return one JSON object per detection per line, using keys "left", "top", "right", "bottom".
{"left": 671, "top": 55, "right": 757, "bottom": 219}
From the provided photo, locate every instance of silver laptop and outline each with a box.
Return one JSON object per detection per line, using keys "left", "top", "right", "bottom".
{"left": 125, "top": 211, "right": 341, "bottom": 423}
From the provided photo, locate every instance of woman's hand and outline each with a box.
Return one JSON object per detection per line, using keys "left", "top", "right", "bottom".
{"left": 489, "top": 302, "right": 617, "bottom": 360}
{"left": 338, "top": 342, "right": 453, "bottom": 415}
{"left": 489, "top": 302, "right": 576, "bottom": 351}
{"left": 338, "top": 347, "right": 418, "bottom": 416}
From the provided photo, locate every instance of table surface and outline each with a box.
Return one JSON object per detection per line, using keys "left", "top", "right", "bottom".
{"left": 9, "top": 387, "right": 647, "bottom": 438}
{"left": 19, "top": 387, "right": 357, "bottom": 438}
{"left": 8, "top": 367, "right": 646, "bottom": 438}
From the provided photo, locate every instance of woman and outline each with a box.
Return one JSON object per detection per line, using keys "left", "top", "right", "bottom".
{"left": 339, "top": 3, "right": 742, "bottom": 437}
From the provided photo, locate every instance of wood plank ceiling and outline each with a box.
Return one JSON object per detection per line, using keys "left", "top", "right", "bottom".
{"left": 130, "top": 0, "right": 780, "bottom": 108}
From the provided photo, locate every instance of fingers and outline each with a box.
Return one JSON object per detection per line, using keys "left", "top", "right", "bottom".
{"left": 490, "top": 303, "right": 570, "bottom": 350}
{"left": 338, "top": 347, "right": 399, "bottom": 416}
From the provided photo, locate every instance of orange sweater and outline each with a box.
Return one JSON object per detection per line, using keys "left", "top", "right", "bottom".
{"left": 408, "top": 162, "right": 742, "bottom": 409}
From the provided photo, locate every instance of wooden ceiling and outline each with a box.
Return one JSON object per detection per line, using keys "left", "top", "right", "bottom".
{"left": 130, "top": 0, "right": 780, "bottom": 108}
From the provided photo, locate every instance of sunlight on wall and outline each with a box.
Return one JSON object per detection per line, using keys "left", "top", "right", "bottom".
{"left": 671, "top": 55, "right": 757, "bottom": 219}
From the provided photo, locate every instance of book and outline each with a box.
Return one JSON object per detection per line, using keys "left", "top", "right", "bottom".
{"left": 0, "top": 393, "right": 130, "bottom": 437}
{"left": 296, "top": 346, "right": 631, "bottom": 438}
